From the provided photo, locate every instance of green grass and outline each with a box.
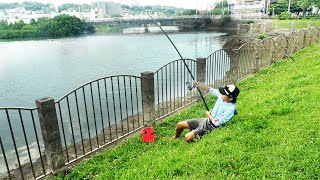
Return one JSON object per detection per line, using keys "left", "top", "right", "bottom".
{"left": 53, "top": 43, "right": 320, "bottom": 179}
{"left": 272, "top": 19, "right": 320, "bottom": 29}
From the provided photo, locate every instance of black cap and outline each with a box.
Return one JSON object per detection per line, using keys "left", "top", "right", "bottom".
{"left": 219, "top": 84, "right": 240, "bottom": 98}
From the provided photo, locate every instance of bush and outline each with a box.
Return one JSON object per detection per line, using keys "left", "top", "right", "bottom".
{"left": 258, "top": 34, "right": 268, "bottom": 40}
{"left": 204, "top": 18, "right": 212, "bottom": 25}
{"left": 86, "top": 25, "right": 96, "bottom": 34}
{"left": 305, "top": 15, "right": 320, "bottom": 19}
{"left": 277, "top": 11, "right": 291, "bottom": 20}
{"left": 219, "top": 15, "right": 231, "bottom": 26}
{"left": 212, "top": 9, "right": 222, "bottom": 15}
{"left": 242, "top": 20, "right": 254, "bottom": 24}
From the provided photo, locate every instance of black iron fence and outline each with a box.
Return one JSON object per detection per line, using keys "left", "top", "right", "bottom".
{"left": 1, "top": 27, "right": 319, "bottom": 179}
{"left": 154, "top": 59, "right": 197, "bottom": 120}
{"left": 55, "top": 75, "right": 144, "bottom": 165}
{"left": 206, "top": 49, "right": 233, "bottom": 87}
{"left": 0, "top": 108, "right": 48, "bottom": 179}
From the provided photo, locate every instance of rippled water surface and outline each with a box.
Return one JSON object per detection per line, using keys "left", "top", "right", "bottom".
{"left": 0, "top": 31, "right": 231, "bottom": 107}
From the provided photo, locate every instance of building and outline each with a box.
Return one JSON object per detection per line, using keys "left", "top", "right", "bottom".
{"left": 236, "top": 0, "right": 265, "bottom": 5}
{"left": 231, "top": 0, "right": 274, "bottom": 18}
{"left": 91, "top": 1, "right": 121, "bottom": 18}
{"left": 235, "top": 0, "right": 277, "bottom": 14}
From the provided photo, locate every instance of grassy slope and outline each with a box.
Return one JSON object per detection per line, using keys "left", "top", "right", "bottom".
{"left": 272, "top": 19, "right": 320, "bottom": 29}
{"left": 54, "top": 43, "right": 320, "bottom": 179}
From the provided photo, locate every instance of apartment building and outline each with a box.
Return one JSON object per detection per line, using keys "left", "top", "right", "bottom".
{"left": 91, "top": 1, "right": 122, "bottom": 18}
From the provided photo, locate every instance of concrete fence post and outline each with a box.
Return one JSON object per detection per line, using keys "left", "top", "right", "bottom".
{"left": 196, "top": 58, "right": 206, "bottom": 84}
{"left": 249, "top": 23, "right": 253, "bottom": 36}
{"left": 141, "top": 71, "right": 155, "bottom": 126}
{"left": 308, "top": 21, "right": 312, "bottom": 28}
{"left": 196, "top": 58, "right": 207, "bottom": 101}
{"left": 36, "top": 97, "right": 64, "bottom": 173}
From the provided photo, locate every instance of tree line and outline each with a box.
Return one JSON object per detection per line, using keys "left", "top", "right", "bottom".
{"left": 0, "top": 14, "right": 95, "bottom": 39}
{"left": 0, "top": 2, "right": 189, "bottom": 15}
{"left": 271, "top": 0, "right": 320, "bottom": 16}
{"left": 0, "top": 2, "right": 54, "bottom": 11}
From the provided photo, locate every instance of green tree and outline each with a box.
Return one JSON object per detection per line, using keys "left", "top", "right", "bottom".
{"left": 271, "top": 3, "right": 288, "bottom": 14}
{"left": 30, "top": 19, "right": 36, "bottom": 25}
{"left": 219, "top": 15, "right": 231, "bottom": 25}
{"left": 0, "top": 3, "right": 20, "bottom": 10}
{"left": 311, "top": 0, "right": 320, "bottom": 14}
{"left": 213, "top": 0, "right": 230, "bottom": 15}
{"left": 214, "top": 0, "right": 229, "bottom": 9}
{"left": 0, "top": 20, "right": 8, "bottom": 30}
{"left": 121, "top": 4, "right": 130, "bottom": 9}
{"left": 0, "top": 15, "right": 94, "bottom": 39}
{"left": 78, "top": 4, "right": 91, "bottom": 12}
{"left": 271, "top": 0, "right": 303, "bottom": 15}
{"left": 312, "top": 0, "right": 320, "bottom": 7}
{"left": 179, "top": 9, "right": 197, "bottom": 15}
{"left": 58, "top": 3, "right": 76, "bottom": 12}
{"left": 22, "top": 1, "right": 49, "bottom": 11}
{"left": 10, "top": 20, "right": 26, "bottom": 30}
{"left": 49, "top": 14, "right": 87, "bottom": 37}
{"left": 130, "top": 6, "right": 143, "bottom": 13}
{"left": 297, "top": 0, "right": 312, "bottom": 16}
{"left": 58, "top": 3, "right": 91, "bottom": 12}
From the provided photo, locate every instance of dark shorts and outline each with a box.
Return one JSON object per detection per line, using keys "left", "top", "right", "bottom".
{"left": 186, "top": 118, "right": 218, "bottom": 137}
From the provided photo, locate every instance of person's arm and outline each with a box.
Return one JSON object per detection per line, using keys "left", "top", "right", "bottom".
{"left": 194, "top": 81, "right": 220, "bottom": 98}
{"left": 193, "top": 81, "right": 210, "bottom": 92}
{"left": 211, "top": 107, "right": 235, "bottom": 127}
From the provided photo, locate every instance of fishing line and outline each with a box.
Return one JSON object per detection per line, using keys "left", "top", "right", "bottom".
{"left": 132, "top": 0, "right": 210, "bottom": 111}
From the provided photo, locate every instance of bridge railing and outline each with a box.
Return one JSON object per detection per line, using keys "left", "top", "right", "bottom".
{"left": 87, "top": 15, "right": 211, "bottom": 27}
{"left": 87, "top": 15, "right": 211, "bottom": 22}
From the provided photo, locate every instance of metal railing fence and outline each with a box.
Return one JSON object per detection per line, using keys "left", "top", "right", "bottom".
{"left": 0, "top": 108, "right": 49, "bottom": 180}
{"left": 55, "top": 75, "right": 144, "bottom": 165}
{"left": 154, "top": 59, "right": 197, "bottom": 120}
{"left": 206, "top": 49, "right": 233, "bottom": 87}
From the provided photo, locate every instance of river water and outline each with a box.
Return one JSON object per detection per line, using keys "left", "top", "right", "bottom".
{"left": 0, "top": 30, "right": 231, "bottom": 107}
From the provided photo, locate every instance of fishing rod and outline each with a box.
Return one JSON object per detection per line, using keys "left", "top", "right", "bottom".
{"left": 284, "top": 48, "right": 295, "bottom": 61}
{"left": 132, "top": 0, "right": 210, "bottom": 111}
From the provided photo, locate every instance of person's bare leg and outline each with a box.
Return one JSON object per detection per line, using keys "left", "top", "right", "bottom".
{"left": 171, "top": 121, "right": 190, "bottom": 139}
{"left": 185, "top": 131, "right": 196, "bottom": 142}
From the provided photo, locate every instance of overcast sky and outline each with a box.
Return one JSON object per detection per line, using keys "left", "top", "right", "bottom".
{"left": 0, "top": 0, "right": 227, "bottom": 10}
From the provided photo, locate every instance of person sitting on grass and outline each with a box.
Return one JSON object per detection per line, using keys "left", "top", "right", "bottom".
{"left": 171, "top": 81, "right": 240, "bottom": 142}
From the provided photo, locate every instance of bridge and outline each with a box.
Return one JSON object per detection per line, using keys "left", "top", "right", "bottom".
{"left": 87, "top": 15, "right": 221, "bottom": 28}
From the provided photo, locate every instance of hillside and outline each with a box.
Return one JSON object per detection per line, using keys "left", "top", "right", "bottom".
{"left": 54, "top": 42, "right": 320, "bottom": 179}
